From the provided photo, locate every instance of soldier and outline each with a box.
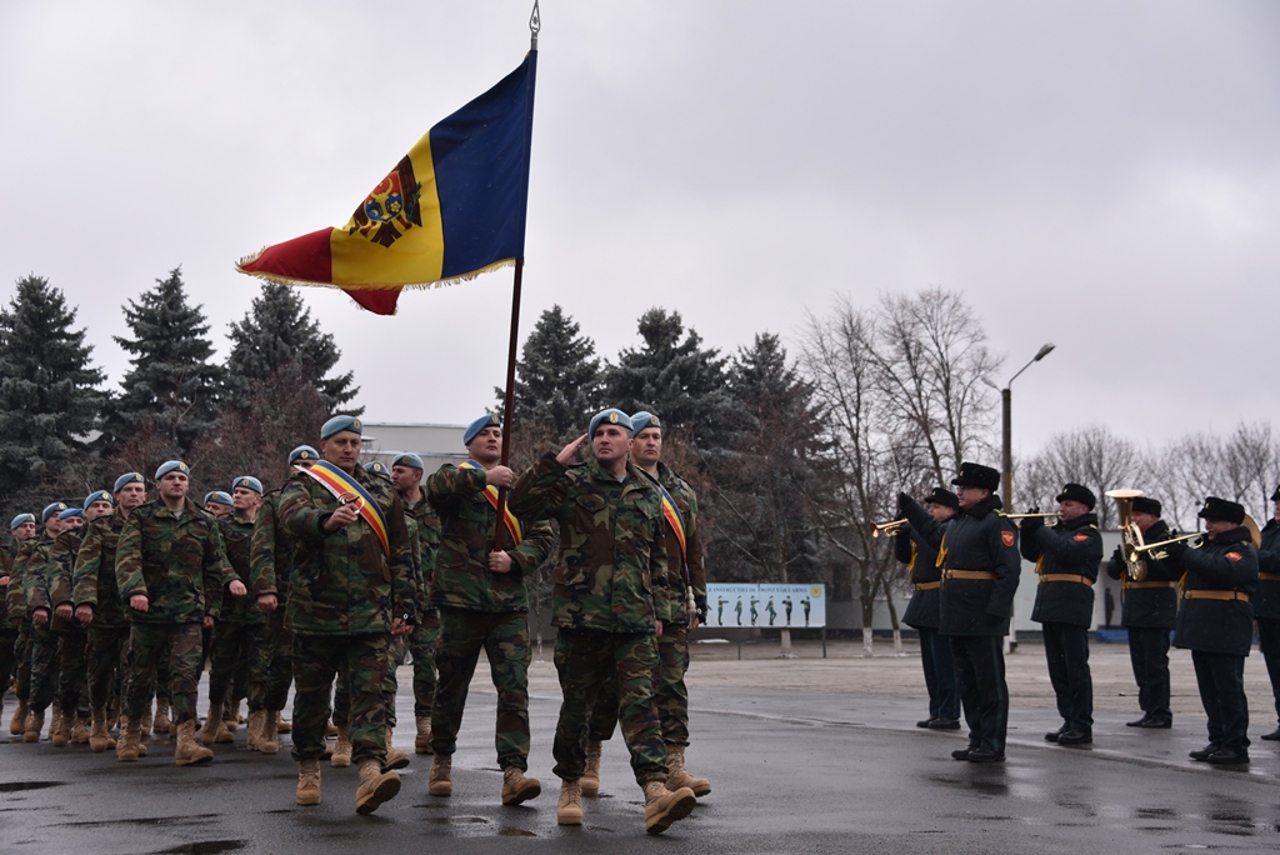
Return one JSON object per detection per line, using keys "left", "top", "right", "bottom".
{"left": 114, "top": 460, "right": 246, "bottom": 766}
{"left": 1104, "top": 495, "right": 1178, "bottom": 729}
{"left": 896, "top": 487, "right": 960, "bottom": 730}
{"left": 249, "top": 445, "right": 319, "bottom": 755}
{"left": 73, "top": 473, "right": 148, "bottom": 752}
{"left": 1257, "top": 486, "right": 1280, "bottom": 742}
{"left": 425, "top": 415, "right": 553, "bottom": 806}
{"left": 1169, "top": 497, "right": 1258, "bottom": 765}
{"left": 204, "top": 492, "right": 234, "bottom": 520}
{"left": 899, "top": 461, "right": 1021, "bottom": 763}
{"left": 1021, "top": 483, "right": 1103, "bottom": 747}
{"left": 19, "top": 501, "right": 70, "bottom": 742}
{"left": 1, "top": 513, "right": 36, "bottom": 728}
{"left": 258, "top": 415, "right": 416, "bottom": 814}
{"left": 5, "top": 513, "right": 37, "bottom": 735}
{"left": 509, "top": 408, "right": 697, "bottom": 835}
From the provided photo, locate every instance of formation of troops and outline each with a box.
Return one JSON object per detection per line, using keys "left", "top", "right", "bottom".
{"left": 895, "top": 462, "right": 1280, "bottom": 765}
{"left": 0, "top": 409, "right": 710, "bottom": 834}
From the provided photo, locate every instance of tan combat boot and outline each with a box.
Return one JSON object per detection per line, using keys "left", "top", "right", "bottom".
{"left": 666, "top": 743, "right": 711, "bottom": 797}
{"left": 501, "top": 767, "right": 542, "bottom": 806}
{"left": 226, "top": 699, "right": 243, "bottom": 730}
{"left": 72, "top": 715, "right": 91, "bottom": 744}
{"left": 175, "top": 720, "right": 214, "bottom": 766}
{"left": 325, "top": 719, "right": 339, "bottom": 737}
{"left": 50, "top": 707, "right": 71, "bottom": 747}
{"left": 643, "top": 780, "right": 697, "bottom": 835}
{"left": 23, "top": 708, "right": 45, "bottom": 743}
{"left": 246, "top": 709, "right": 266, "bottom": 751}
{"left": 116, "top": 716, "right": 141, "bottom": 762}
{"left": 153, "top": 696, "right": 172, "bottom": 734}
{"left": 556, "top": 778, "right": 583, "bottom": 825}
{"left": 139, "top": 704, "right": 153, "bottom": 744}
{"left": 201, "top": 701, "right": 225, "bottom": 747}
{"left": 354, "top": 759, "right": 401, "bottom": 815}
{"left": 296, "top": 759, "right": 321, "bottom": 806}
{"left": 581, "top": 740, "right": 603, "bottom": 797}
{"left": 276, "top": 712, "right": 291, "bottom": 734}
{"left": 89, "top": 708, "right": 115, "bottom": 752}
{"left": 382, "top": 726, "right": 410, "bottom": 772}
{"left": 428, "top": 754, "right": 453, "bottom": 796}
{"left": 258, "top": 711, "right": 280, "bottom": 755}
{"left": 9, "top": 699, "right": 28, "bottom": 735}
{"left": 414, "top": 715, "right": 433, "bottom": 754}
{"left": 331, "top": 727, "right": 352, "bottom": 767}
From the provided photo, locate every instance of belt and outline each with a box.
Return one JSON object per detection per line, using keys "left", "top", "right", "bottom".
{"left": 943, "top": 570, "right": 995, "bottom": 581}
{"left": 914, "top": 581, "right": 941, "bottom": 591}
{"left": 1039, "top": 573, "right": 1094, "bottom": 586}
{"left": 1126, "top": 581, "right": 1177, "bottom": 589}
{"left": 1182, "top": 590, "right": 1249, "bottom": 602}
{"left": 1259, "top": 572, "right": 1280, "bottom": 582}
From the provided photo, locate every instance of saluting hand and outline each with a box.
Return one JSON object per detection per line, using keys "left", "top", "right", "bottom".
{"left": 557, "top": 434, "right": 588, "bottom": 465}
{"left": 486, "top": 465, "right": 515, "bottom": 488}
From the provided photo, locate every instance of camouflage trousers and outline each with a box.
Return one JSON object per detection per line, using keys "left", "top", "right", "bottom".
{"left": 85, "top": 625, "right": 127, "bottom": 713}
{"left": 207, "top": 621, "right": 265, "bottom": 709}
{"left": 587, "top": 623, "right": 692, "bottom": 746}
{"left": 0, "top": 629, "right": 17, "bottom": 694}
{"left": 13, "top": 622, "right": 31, "bottom": 702}
{"left": 552, "top": 627, "right": 666, "bottom": 785}
{"left": 291, "top": 633, "right": 389, "bottom": 764}
{"left": 56, "top": 628, "right": 89, "bottom": 717}
{"left": 410, "top": 609, "right": 440, "bottom": 719}
{"left": 248, "top": 610, "right": 292, "bottom": 713}
{"left": 27, "top": 624, "right": 60, "bottom": 713}
{"left": 122, "top": 622, "right": 203, "bottom": 725}
{"left": 430, "top": 607, "right": 532, "bottom": 771}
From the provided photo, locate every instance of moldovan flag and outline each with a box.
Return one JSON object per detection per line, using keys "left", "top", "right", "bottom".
{"left": 236, "top": 51, "right": 536, "bottom": 315}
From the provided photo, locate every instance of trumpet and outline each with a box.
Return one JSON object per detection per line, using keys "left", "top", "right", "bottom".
{"left": 1125, "top": 532, "right": 1203, "bottom": 564}
{"left": 869, "top": 518, "right": 908, "bottom": 538}
{"left": 1006, "top": 512, "right": 1059, "bottom": 522}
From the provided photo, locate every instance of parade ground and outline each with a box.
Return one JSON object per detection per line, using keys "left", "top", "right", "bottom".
{"left": 3, "top": 639, "right": 1279, "bottom": 854}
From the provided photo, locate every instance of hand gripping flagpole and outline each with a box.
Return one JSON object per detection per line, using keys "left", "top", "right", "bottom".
{"left": 491, "top": 0, "right": 540, "bottom": 553}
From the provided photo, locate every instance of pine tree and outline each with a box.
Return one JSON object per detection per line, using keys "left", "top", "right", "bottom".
{"left": 0, "top": 275, "right": 106, "bottom": 513}
{"left": 224, "top": 284, "right": 360, "bottom": 412}
{"left": 106, "top": 267, "right": 225, "bottom": 455}
{"left": 497, "top": 305, "right": 602, "bottom": 438}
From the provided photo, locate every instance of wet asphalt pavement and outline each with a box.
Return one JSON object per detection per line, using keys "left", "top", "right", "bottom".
{"left": 2, "top": 684, "right": 1279, "bottom": 854}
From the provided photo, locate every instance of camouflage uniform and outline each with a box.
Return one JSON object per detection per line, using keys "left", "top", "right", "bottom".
{"left": 268, "top": 465, "right": 416, "bottom": 765}
{"left": 72, "top": 507, "right": 132, "bottom": 717}
{"left": 508, "top": 454, "right": 672, "bottom": 785}
{"left": 248, "top": 490, "right": 296, "bottom": 715}
{"left": 20, "top": 535, "right": 62, "bottom": 717}
{"left": 115, "top": 498, "right": 236, "bottom": 725}
{"left": 426, "top": 463, "right": 554, "bottom": 769}
{"left": 208, "top": 516, "right": 267, "bottom": 717}
{"left": 1, "top": 547, "right": 18, "bottom": 698}
{"left": 5, "top": 540, "right": 36, "bottom": 710}
{"left": 404, "top": 496, "right": 442, "bottom": 723}
{"left": 44, "top": 526, "right": 92, "bottom": 722}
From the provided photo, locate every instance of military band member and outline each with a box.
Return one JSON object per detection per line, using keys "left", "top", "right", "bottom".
{"left": 1256, "top": 486, "right": 1280, "bottom": 742}
{"left": 896, "top": 487, "right": 960, "bottom": 730}
{"left": 1021, "top": 483, "right": 1103, "bottom": 746}
{"left": 1169, "top": 497, "right": 1258, "bottom": 765}
{"left": 509, "top": 408, "right": 697, "bottom": 834}
{"left": 899, "top": 462, "right": 1020, "bottom": 763}
{"left": 1104, "top": 495, "right": 1177, "bottom": 728}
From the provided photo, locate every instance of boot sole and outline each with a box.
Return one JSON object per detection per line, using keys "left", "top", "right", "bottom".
{"left": 355, "top": 776, "right": 401, "bottom": 815}
{"left": 580, "top": 778, "right": 600, "bottom": 798}
{"left": 381, "top": 755, "right": 411, "bottom": 773}
{"left": 503, "top": 781, "right": 542, "bottom": 806}
{"left": 557, "top": 809, "right": 583, "bottom": 825}
{"left": 296, "top": 794, "right": 321, "bottom": 806}
{"left": 645, "top": 789, "right": 697, "bottom": 835}
{"left": 428, "top": 783, "right": 453, "bottom": 797}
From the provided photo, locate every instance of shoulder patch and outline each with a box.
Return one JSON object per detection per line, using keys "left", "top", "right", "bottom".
{"left": 1073, "top": 533, "right": 1089, "bottom": 542}
{"left": 1226, "top": 552, "right": 1242, "bottom": 562}
{"left": 1001, "top": 530, "right": 1015, "bottom": 548}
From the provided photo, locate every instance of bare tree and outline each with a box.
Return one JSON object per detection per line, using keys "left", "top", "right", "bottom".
{"left": 1020, "top": 425, "right": 1139, "bottom": 528}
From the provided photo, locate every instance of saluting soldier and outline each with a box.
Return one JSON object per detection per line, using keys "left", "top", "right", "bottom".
{"left": 426, "top": 416, "right": 555, "bottom": 805}
{"left": 19, "top": 501, "right": 70, "bottom": 742}
{"left": 6, "top": 513, "right": 38, "bottom": 735}
{"left": 899, "top": 462, "right": 1021, "bottom": 763}
{"left": 896, "top": 487, "right": 961, "bottom": 731}
{"left": 259, "top": 416, "right": 416, "bottom": 814}
{"left": 114, "top": 460, "right": 245, "bottom": 766}
{"left": 1104, "top": 495, "right": 1178, "bottom": 729}
{"left": 1021, "top": 483, "right": 1103, "bottom": 747}
{"left": 1167, "top": 497, "right": 1258, "bottom": 765}
{"left": 509, "top": 408, "right": 697, "bottom": 835}
{"left": 1256, "top": 486, "right": 1280, "bottom": 742}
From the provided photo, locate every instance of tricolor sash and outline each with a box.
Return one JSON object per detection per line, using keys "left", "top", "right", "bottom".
{"left": 298, "top": 460, "right": 390, "bottom": 556}
{"left": 656, "top": 483, "right": 690, "bottom": 584}
{"left": 458, "top": 461, "right": 523, "bottom": 546}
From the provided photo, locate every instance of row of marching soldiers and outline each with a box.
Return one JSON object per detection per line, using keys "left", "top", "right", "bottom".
{"left": 0, "top": 408, "right": 710, "bottom": 834}
{"left": 894, "top": 461, "right": 1278, "bottom": 767}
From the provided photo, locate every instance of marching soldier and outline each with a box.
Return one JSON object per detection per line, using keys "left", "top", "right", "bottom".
{"left": 1104, "top": 495, "right": 1178, "bottom": 728}
{"left": 259, "top": 416, "right": 416, "bottom": 814}
{"left": 899, "top": 462, "right": 1021, "bottom": 763}
{"left": 1021, "top": 483, "right": 1103, "bottom": 746}
{"left": 1257, "top": 486, "right": 1280, "bottom": 742}
{"left": 1, "top": 513, "right": 36, "bottom": 729}
{"left": 6, "top": 513, "right": 38, "bottom": 735}
{"left": 509, "top": 408, "right": 697, "bottom": 834}
{"left": 896, "top": 487, "right": 960, "bottom": 730}
{"left": 204, "top": 492, "right": 234, "bottom": 520}
{"left": 425, "top": 416, "right": 553, "bottom": 805}
{"left": 1168, "top": 497, "right": 1258, "bottom": 765}
{"left": 19, "top": 501, "right": 70, "bottom": 742}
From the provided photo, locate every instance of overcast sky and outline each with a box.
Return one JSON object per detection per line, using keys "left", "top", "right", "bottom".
{"left": 2, "top": 1, "right": 1278, "bottom": 461}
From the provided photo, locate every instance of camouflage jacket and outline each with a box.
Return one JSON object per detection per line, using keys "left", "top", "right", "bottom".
{"left": 250, "top": 490, "right": 296, "bottom": 608}
{"left": 427, "top": 463, "right": 554, "bottom": 613}
{"left": 0, "top": 542, "right": 12, "bottom": 626}
{"left": 646, "top": 462, "right": 705, "bottom": 625}
{"left": 509, "top": 454, "right": 670, "bottom": 633}
{"left": 71, "top": 507, "right": 131, "bottom": 628}
{"left": 403, "top": 493, "right": 441, "bottom": 610}
{"left": 218, "top": 514, "right": 265, "bottom": 624}
{"left": 115, "top": 498, "right": 236, "bottom": 625}
{"left": 5, "top": 538, "right": 40, "bottom": 625}
{"left": 34, "top": 527, "right": 87, "bottom": 631}
{"left": 276, "top": 464, "right": 416, "bottom": 636}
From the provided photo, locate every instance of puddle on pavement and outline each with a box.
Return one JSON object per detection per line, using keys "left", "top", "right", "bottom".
{"left": 499, "top": 829, "right": 537, "bottom": 837}
{"left": 427, "top": 816, "right": 490, "bottom": 825}
{"left": 0, "top": 781, "right": 64, "bottom": 792}
{"left": 151, "top": 841, "right": 246, "bottom": 855}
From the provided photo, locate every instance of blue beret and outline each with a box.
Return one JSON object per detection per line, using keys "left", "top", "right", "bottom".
{"left": 114, "top": 472, "right": 145, "bottom": 493}
{"left": 10, "top": 513, "right": 35, "bottom": 529}
{"left": 231, "top": 476, "right": 264, "bottom": 495}
{"left": 464, "top": 414, "right": 501, "bottom": 446}
{"left": 321, "top": 415, "right": 362, "bottom": 439}
{"left": 589, "top": 408, "right": 633, "bottom": 437}
{"left": 289, "top": 445, "right": 319, "bottom": 465}
{"left": 155, "top": 460, "right": 190, "bottom": 480}
{"left": 58, "top": 508, "right": 83, "bottom": 522}
{"left": 392, "top": 453, "right": 424, "bottom": 470}
{"left": 363, "top": 461, "right": 391, "bottom": 481}
{"left": 630, "top": 411, "right": 661, "bottom": 434}
{"left": 203, "top": 491, "right": 233, "bottom": 507}
{"left": 42, "top": 502, "right": 68, "bottom": 522}
{"left": 83, "top": 490, "right": 114, "bottom": 509}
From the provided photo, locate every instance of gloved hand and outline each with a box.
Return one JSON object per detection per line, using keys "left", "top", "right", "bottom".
{"left": 897, "top": 492, "right": 914, "bottom": 517}
{"left": 1020, "top": 507, "right": 1045, "bottom": 537}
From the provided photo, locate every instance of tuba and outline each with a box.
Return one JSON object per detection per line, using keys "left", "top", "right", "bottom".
{"left": 1106, "top": 489, "right": 1147, "bottom": 581}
